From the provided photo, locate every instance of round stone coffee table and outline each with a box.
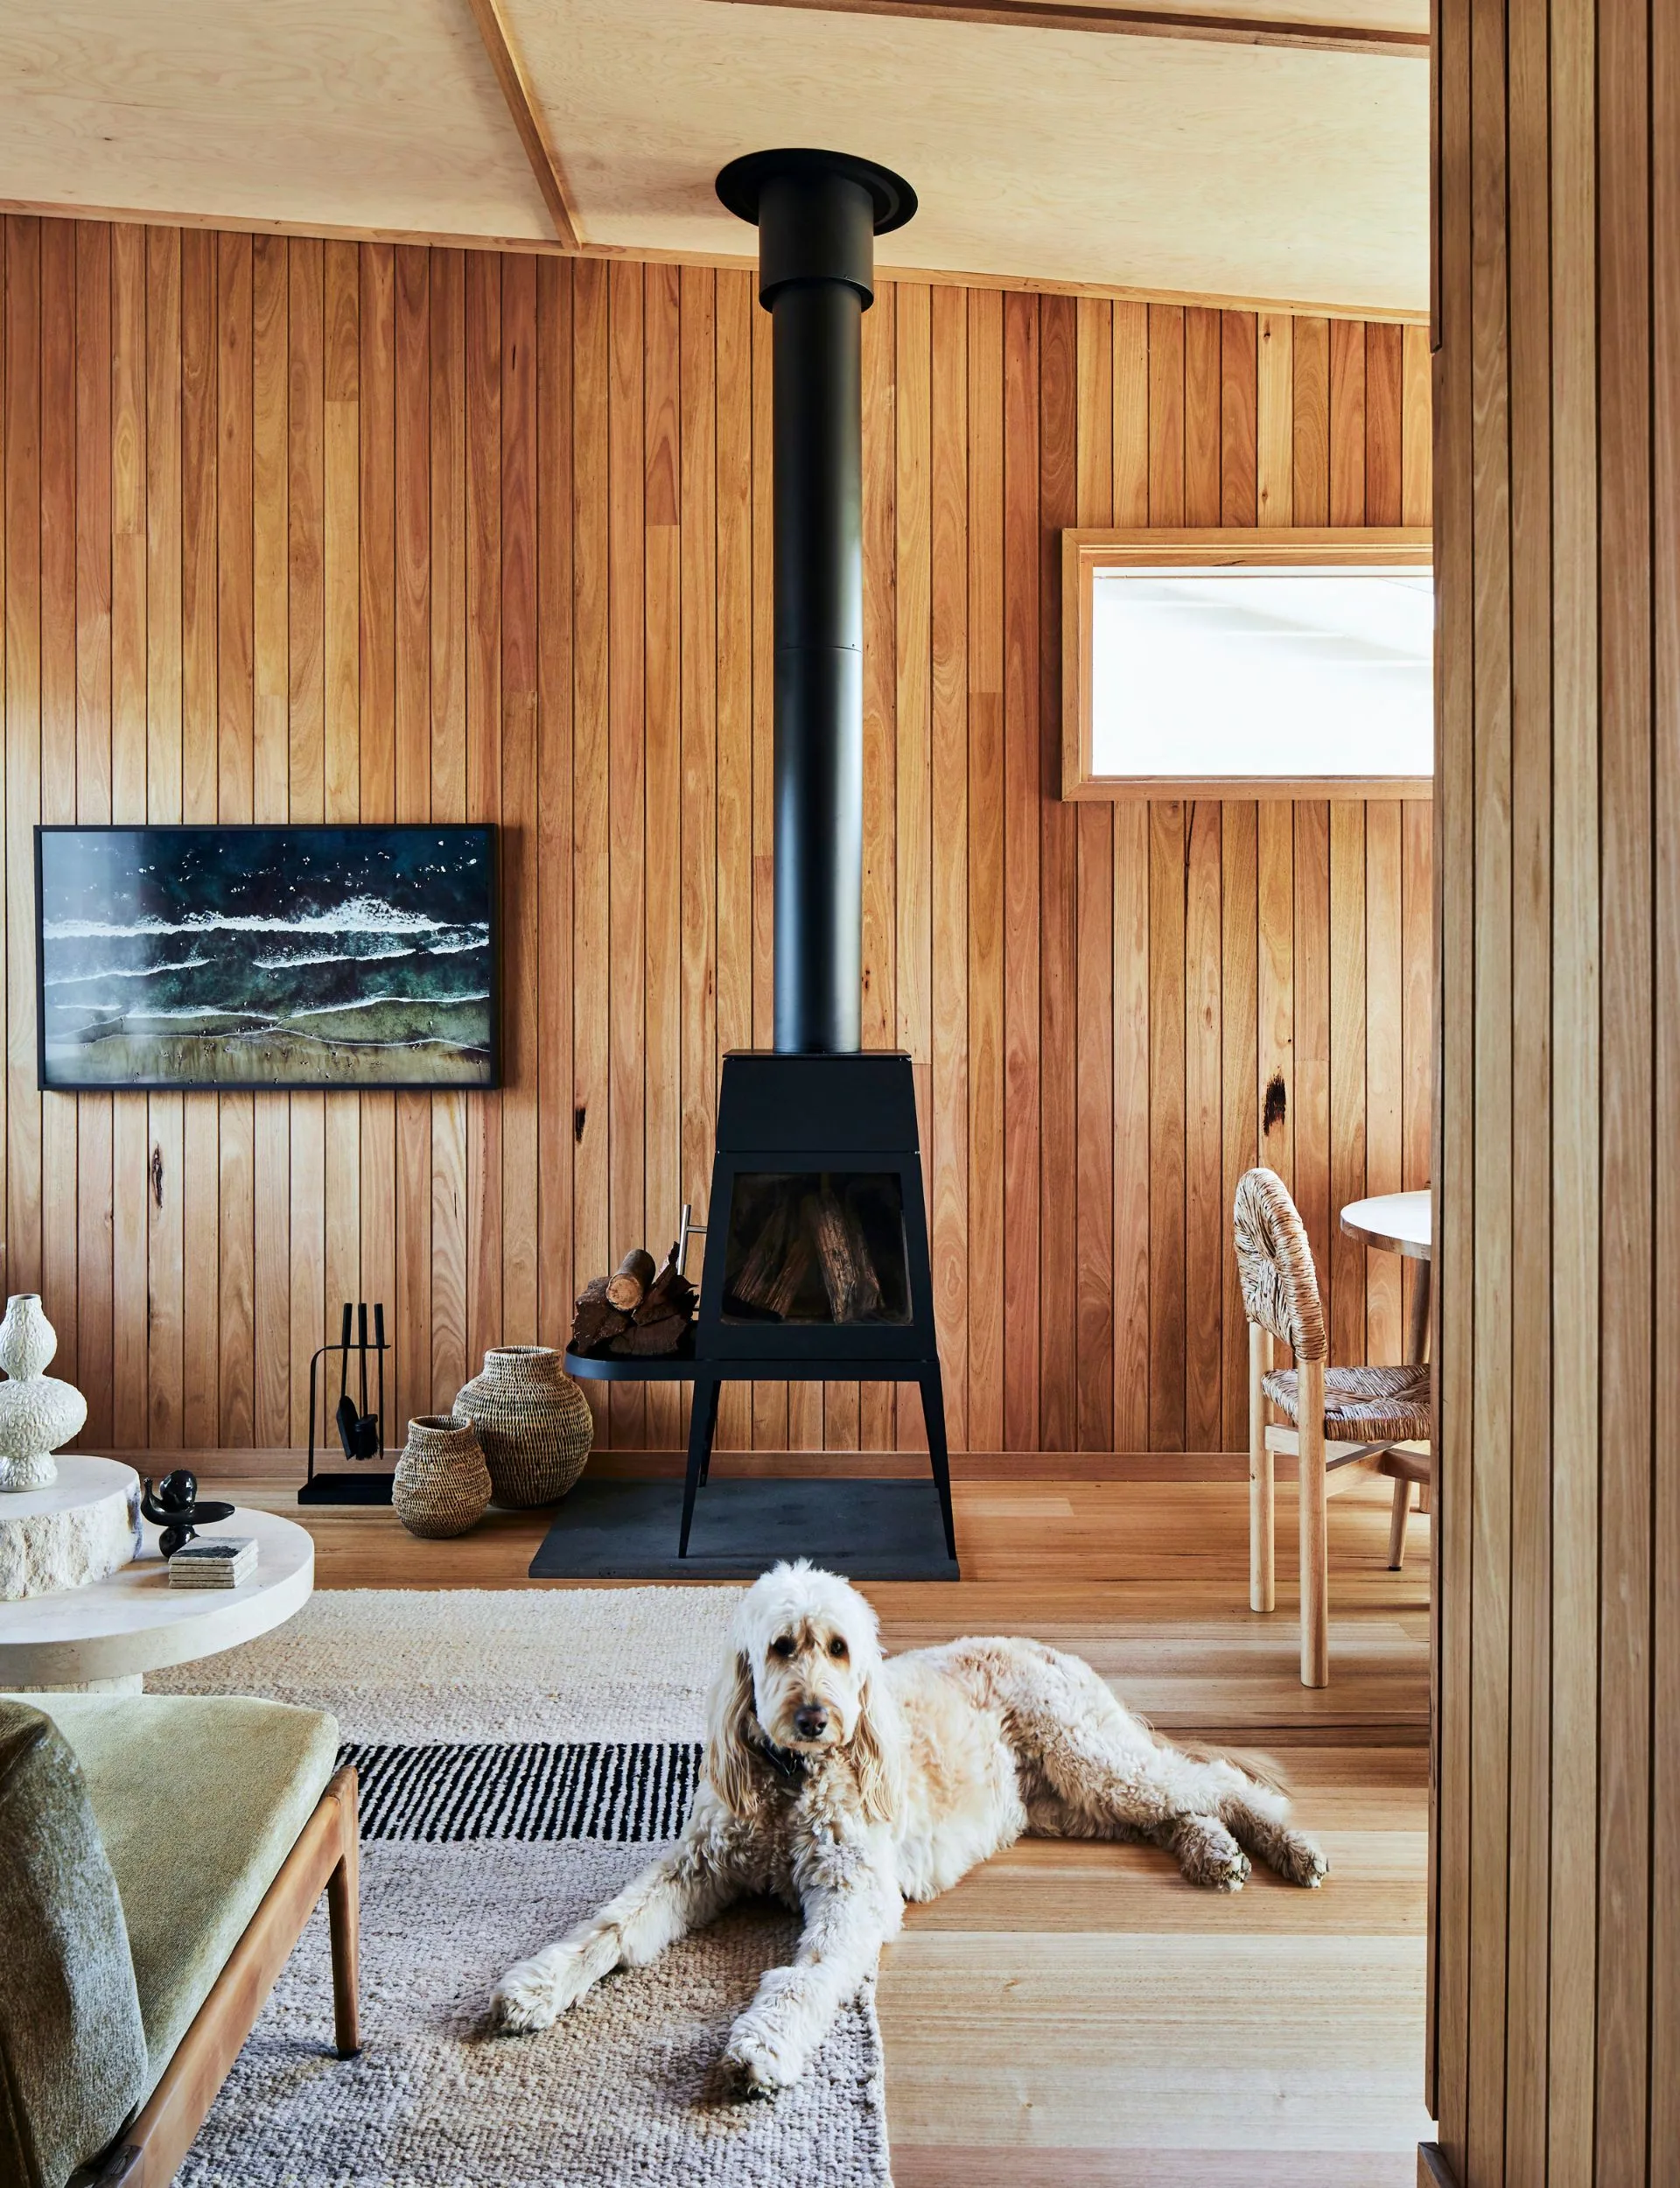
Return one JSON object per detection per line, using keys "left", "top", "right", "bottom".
{"left": 0, "top": 1504, "right": 313, "bottom": 1693}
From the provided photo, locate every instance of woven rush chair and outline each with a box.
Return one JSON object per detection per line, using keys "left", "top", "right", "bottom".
{"left": 1234, "top": 1167, "right": 1432, "bottom": 1687}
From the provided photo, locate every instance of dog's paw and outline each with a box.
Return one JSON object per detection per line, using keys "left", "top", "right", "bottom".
{"left": 1277, "top": 1830, "right": 1330, "bottom": 1889}
{"left": 1208, "top": 1847, "right": 1251, "bottom": 1893}
{"left": 490, "top": 1948, "right": 583, "bottom": 2034}
{"left": 1170, "top": 1814, "right": 1250, "bottom": 1891}
{"left": 722, "top": 2022, "right": 802, "bottom": 2100}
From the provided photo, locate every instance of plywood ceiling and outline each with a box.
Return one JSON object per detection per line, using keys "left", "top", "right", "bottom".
{"left": 522, "top": 0, "right": 1426, "bottom": 312}
{"left": 0, "top": 0, "right": 1427, "bottom": 313}
{"left": 0, "top": 0, "right": 552, "bottom": 245}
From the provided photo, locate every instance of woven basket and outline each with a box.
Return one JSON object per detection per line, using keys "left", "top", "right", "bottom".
{"left": 393, "top": 1415, "right": 492, "bottom": 1540}
{"left": 452, "top": 1347, "right": 593, "bottom": 1509}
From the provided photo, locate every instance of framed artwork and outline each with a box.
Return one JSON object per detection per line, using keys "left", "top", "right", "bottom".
{"left": 35, "top": 824, "right": 499, "bottom": 1091}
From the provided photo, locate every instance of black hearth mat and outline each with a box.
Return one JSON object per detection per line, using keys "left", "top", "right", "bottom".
{"left": 528, "top": 1476, "right": 959, "bottom": 1581}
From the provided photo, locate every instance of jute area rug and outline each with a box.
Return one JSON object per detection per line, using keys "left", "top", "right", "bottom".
{"left": 150, "top": 1589, "right": 893, "bottom": 2188}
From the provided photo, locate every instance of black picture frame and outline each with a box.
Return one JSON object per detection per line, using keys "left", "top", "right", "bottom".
{"left": 34, "top": 823, "right": 500, "bottom": 1093}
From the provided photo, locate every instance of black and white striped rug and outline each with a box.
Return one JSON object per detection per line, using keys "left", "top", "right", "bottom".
{"left": 339, "top": 1739, "right": 704, "bottom": 1843}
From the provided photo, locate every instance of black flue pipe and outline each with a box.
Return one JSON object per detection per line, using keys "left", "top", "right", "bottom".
{"left": 717, "top": 150, "right": 917, "bottom": 1053}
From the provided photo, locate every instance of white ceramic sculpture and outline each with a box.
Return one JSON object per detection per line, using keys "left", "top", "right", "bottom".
{"left": 0, "top": 1294, "right": 88, "bottom": 1491}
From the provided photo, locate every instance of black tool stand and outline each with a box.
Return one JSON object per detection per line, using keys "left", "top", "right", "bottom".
{"left": 298, "top": 1331, "right": 394, "bottom": 1505}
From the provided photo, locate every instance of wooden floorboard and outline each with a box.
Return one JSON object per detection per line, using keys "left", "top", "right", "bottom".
{"left": 212, "top": 1471, "right": 1433, "bottom": 2170}
{"left": 890, "top": 2152, "right": 1415, "bottom": 2186}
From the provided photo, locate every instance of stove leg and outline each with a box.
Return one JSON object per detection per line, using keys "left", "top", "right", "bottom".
{"left": 918, "top": 1364, "right": 957, "bottom": 1561}
{"left": 680, "top": 1374, "right": 722, "bottom": 1556}
{"left": 698, "top": 1390, "right": 718, "bottom": 1488}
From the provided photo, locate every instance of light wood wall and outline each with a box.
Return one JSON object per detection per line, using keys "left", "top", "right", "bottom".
{"left": 0, "top": 213, "right": 1431, "bottom": 1455}
{"left": 1429, "top": 0, "right": 1679, "bottom": 2176}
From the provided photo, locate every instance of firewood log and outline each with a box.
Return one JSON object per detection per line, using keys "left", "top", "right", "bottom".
{"left": 607, "top": 1313, "right": 690, "bottom": 1357}
{"left": 727, "top": 1192, "right": 796, "bottom": 1313}
{"left": 570, "top": 1274, "right": 631, "bottom": 1354}
{"left": 634, "top": 1246, "right": 696, "bottom": 1326}
{"left": 761, "top": 1229, "right": 815, "bottom": 1320}
{"left": 605, "top": 1246, "right": 656, "bottom": 1311}
{"left": 811, "top": 1188, "right": 882, "bottom": 1322}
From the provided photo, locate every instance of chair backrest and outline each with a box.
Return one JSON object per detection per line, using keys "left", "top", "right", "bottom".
{"left": 1233, "top": 1167, "right": 1327, "bottom": 1362}
{"left": 0, "top": 1700, "right": 147, "bottom": 2188}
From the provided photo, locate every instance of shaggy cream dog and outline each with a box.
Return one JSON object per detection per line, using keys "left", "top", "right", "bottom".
{"left": 492, "top": 1560, "right": 1326, "bottom": 2094}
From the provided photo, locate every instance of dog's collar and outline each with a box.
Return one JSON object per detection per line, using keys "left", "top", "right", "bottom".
{"left": 751, "top": 1735, "right": 809, "bottom": 1787}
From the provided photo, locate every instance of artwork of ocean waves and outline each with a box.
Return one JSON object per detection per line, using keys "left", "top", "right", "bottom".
{"left": 38, "top": 826, "right": 496, "bottom": 1089}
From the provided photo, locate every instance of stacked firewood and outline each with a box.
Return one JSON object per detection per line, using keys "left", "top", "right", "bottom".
{"left": 728, "top": 1183, "right": 881, "bottom": 1322}
{"left": 570, "top": 1244, "right": 697, "bottom": 1357}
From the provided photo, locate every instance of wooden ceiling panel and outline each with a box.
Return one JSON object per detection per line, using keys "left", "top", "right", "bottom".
{"left": 503, "top": 0, "right": 1427, "bottom": 313}
{"left": 962, "top": 0, "right": 1427, "bottom": 29}
{"left": 727, "top": 0, "right": 1430, "bottom": 50}
{"left": 0, "top": 0, "right": 551, "bottom": 244}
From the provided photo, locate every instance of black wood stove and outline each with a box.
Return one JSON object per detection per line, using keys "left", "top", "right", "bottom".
{"left": 564, "top": 146, "right": 955, "bottom": 1566}
{"left": 682, "top": 1047, "right": 953, "bottom": 1560}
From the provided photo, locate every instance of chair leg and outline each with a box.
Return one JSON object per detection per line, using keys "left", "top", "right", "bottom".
{"left": 1248, "top": 1322, "right": 1275, "bottom": 1612}
{"left": 1386, "top": 1475, "right": 1413, "bottom": 1571}
{"left": 1298, "top": 1360, "right": 1328, "bottom": 1687}
{"left": 326, "top": 1766, "right": 360, "bottom": 2058}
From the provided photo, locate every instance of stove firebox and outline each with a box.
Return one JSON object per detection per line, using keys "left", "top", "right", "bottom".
{"left": 721, "top": 1173, "right": 909, "bottom": 1329}
{"left": 704, "top": 1054, "right": 926, "bottom": 1353}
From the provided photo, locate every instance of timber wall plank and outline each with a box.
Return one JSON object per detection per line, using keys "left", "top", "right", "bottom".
{"left": 1, "top": 214, "right": 1432, "bottom": 1453}
{"left": 1431, "top": 0, "right": 1680, "bottom": 2171}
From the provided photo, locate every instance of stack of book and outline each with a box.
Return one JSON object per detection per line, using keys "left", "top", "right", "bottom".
{"left": 168, "top": 1537, "right": 258, "bottom": 1589}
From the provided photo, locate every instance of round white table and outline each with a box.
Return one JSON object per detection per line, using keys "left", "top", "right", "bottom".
{"left": 0, "top": 1503, "right": 313, "bottom": 1693}
{"left": 1340, "top": 1188, "right": 1432, "bottom": 1361}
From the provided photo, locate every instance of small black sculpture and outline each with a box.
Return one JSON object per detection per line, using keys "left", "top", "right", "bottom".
{"left": 141, "top": 1469, "right": 235, "bottom": 1560}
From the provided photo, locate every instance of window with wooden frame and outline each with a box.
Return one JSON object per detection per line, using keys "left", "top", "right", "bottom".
{"left": 1061, "top": 528, "right": 1433, "bottom": 801}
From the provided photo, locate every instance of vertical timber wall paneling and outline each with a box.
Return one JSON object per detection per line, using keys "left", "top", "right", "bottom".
{"left": 1432, "top": 0, "right": 1679, "bottom": 2176}
{"left": 0, "top": 214, "right": 1432, "bottom": 1456}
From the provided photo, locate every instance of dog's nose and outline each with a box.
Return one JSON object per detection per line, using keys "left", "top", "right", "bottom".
{"left": 794, "top": 1705, "right": 829, "bottom": 1740}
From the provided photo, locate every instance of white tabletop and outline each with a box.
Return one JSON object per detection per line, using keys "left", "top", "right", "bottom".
{"left": 1340, "top": 1188, "right": 1432, "bottom": 1259}
{"left": 0, "top": 1502, "right": 312, "bottom": 1688}
{"left": 0, "top": 1453, "right": 140, "bottom": 1527}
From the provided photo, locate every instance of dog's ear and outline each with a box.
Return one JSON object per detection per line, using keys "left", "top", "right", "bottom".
{"left": 849, "top": 1670, "right": 904, "bottom": 1827}
{"left": 704, "top": 1646, "right": 763, "bottom": 1819}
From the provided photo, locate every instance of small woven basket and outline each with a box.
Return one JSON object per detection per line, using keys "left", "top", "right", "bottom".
{"left": 393, "top": 1415, "right": 492, "bottom": 1539}
{"left": 452, "top": 1346, "right": 593, "bottom": 1509}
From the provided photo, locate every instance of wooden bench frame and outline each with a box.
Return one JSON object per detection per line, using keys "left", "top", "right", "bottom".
{"left": 74, "top": 1764, "right": 360, "bottom": 2188}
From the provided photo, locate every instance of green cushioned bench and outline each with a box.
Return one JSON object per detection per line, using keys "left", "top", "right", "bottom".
{"left": 0, "top": 1694, "right": 359, "bottom": 2188}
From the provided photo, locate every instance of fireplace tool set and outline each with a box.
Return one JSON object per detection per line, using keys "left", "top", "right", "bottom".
{"left": 300, "top": 1301, "right": 391, "bottom": 1505}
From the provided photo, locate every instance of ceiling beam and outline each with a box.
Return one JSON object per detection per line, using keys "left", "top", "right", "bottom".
{"left": 463, "top": 0, "right": 583, "bottom": 249}
{"left": 708, "top": 0, "right": 1428, "bottom": 59}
